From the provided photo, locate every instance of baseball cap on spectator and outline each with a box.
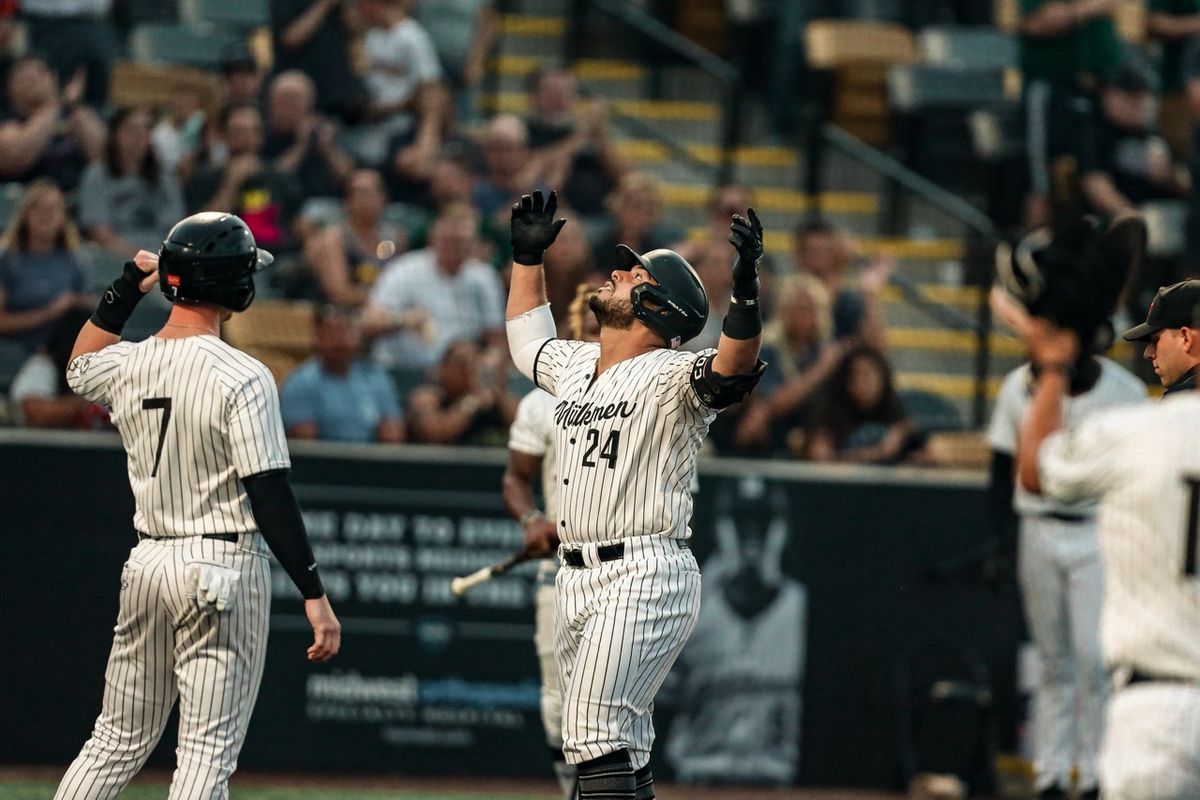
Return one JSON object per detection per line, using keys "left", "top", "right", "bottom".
{"left": 1107, "top": 58, "right": 1158, "bottom": 95}
{"left": 1122, "top": 280, "right": 1200, "bottom": 341}
{"left": 221, "top": 45, "right": 258, "bottom": 76}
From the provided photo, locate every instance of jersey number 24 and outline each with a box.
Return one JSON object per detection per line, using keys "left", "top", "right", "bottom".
{"left": 581, "top": 428, "right": 620, "bottom": 470}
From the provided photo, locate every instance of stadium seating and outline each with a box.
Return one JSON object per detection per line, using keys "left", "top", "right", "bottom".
{"left": 128, "top": 23, "right": 238, "bottom": 70}
{"left": 917, "top": 26, "right": 1017, "bottom": 71}
{"left": 180, "top": 0, "right": 270, "bottom": 30}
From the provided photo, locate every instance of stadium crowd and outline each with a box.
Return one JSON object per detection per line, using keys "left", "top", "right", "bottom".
{"left": 4, "top": 0, "right": 1196, "bottom": 466}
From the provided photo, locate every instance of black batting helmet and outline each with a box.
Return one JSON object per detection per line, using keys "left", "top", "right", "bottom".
{"left": 158, "top": 212, "right": 274, "bottom": 312}
{"left": 616, "top": 244, "right": 708, "bottom": 348}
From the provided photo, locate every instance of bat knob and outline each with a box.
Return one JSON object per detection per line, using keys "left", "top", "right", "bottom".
{"left": 450, "top": 577, "right": 467, "bottom": 596}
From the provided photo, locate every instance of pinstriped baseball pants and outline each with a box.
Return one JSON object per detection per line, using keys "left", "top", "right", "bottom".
{"left": 55, "top": 535, "right": 271, "bottom": 800}
{"left": 555, "top": 535, "right": 701, "bottom": 770}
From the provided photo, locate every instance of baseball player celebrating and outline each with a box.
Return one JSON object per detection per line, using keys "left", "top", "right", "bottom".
{"left": 502, "top": 284, "right": 597, "bottom": 800}
{"left": 504, "top": 190, "right": 766, "bottom": 800}
{"left": 1012, "top": 305, "right": 1200, "bottom": 799}
{"left": 988, "top": 325, "right": 1144, "bottom": 797}
{"left": 55, "top": 212, "right": 341, "bottom": 800}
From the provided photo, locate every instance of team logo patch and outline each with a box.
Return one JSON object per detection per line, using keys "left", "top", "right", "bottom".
{"left": 167, "top": 274, "right": 181, "bottom": 287}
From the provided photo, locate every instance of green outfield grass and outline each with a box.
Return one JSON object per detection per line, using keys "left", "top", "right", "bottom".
{"left": 0, "top": 783, "right": 548, "bottom": 800}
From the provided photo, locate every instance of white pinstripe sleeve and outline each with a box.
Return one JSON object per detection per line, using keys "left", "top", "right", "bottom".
{"left": 987, "top": 367, "right": 1026, "bottom": 455}
{"left": 656, "top": 348, "right": 718, "bottom": 415}
{"left": 1039, "top": 407, "right": 1133, "bottom": 504}
{"left": 509, "top": 389, "right": 552, "bottom": 456}
{"left": 66, "top": 342, "right": 136, "bottom": 405}
{"left": 533, "top": 338, "right": 591, "bottom": 396}
{"left": 227, "top": 365, "right": 292, "bottom": 478}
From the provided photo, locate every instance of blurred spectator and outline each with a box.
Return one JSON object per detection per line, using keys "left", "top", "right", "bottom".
{"left": 474, "top": 114, "right": 552, "bottom": 220}
{"left": 734, "top": 275, "right": 844, "bottom": 454}
{"left": 1020, "top": 0, "right": 1123, "bottom": 226}
{"left": 9, "top": 306, "right": 108, "bottom": 428}
{"left": 22, "top": 0, "right": 116, "bottom": 109}
{"left": 674, "top": 184, "right": 758, "bottom": 352}
{"left": 791, "top": 220, "right": 888, "bottom": 351}
{"left": 281, "top": 304, "right": 405, "bottom": 443}
{"left": 184, "top": 104, "right": 304, "bottom": 255}
{"left": 1148, "top": 0, "right": 1200, "bottom": 156}
{"left": 407, "top": 338, "right": 517, "bottom": 446}
{"left": 543, "top": 215, "right": 598, "bottom": 328}
{"left": 78, "top": 107, "right": 185, "bottom": 257}
{"left": 590, "top": 173, "right": 680, "bottom": 272}
{"left": 263, "top": 70, "right": 355, "bottom": 199}
{"left": 1079, "top": 62, "right": 1189, "bottom": 216}
{"left": 524, "top": 67, "right": 628, "bottom": 216}
{"left": 0, "top": 0, "right": 21, "bottom": 90}
{"left": 151, "top": 87, "right": 205, "bottom": 179}
{"left": 0, "top": 179, "right": 91, "bottom": 349}
{"left": 221, "top": 47, "right": 266, "bottom": 109}
{"left": 272, "top": 0, "right": 366, "bottom": 123}
{"left": 804, "top": 345, "right": 930, "bottom": 465}
{"left": 406, "top": 150, "right": 509, "bottom": 267}
{"left": 414, "top": 0, "right": 497, "bottom": 122}
{"left": 366, "top": 204, "right": 505, "bottom": 369}
{"left": 356, "top": 0, "right": 447, "bottom": 178}
{"left": 304, "top": 168, "right": 404, "bottom": 307}
{"left": 0, "top": 55, "right": 104, "bottom": 191}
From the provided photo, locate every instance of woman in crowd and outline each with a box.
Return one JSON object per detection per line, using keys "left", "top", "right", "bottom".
{"left": 804, "top": 345, "right": 931, "bottom": 465}
{"left": 305, "top": 168, "right": 406, "bottom": 307}
{"left": 0, "top": 179, "right": 91, "bottom": 349}
{"left": 78, "top": 106, "right": 186, "bottom": 257}
{"left": 590, "top": 172, "right": 679, "bottom": 269}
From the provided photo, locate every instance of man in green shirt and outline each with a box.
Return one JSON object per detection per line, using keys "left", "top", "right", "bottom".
{"left": 1021, "top": 0, "right": 1124, "bottom": 226}
{"left": 1148, "top": 0, "right": 1200, "bottom": 156}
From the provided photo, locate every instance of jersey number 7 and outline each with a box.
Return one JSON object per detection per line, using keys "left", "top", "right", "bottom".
{"left": 142, "top": 397, "right": 172, "bottom": 478}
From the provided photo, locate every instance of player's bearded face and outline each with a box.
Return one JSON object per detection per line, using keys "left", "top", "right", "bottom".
{"left": 589, "top": 293, "right": 636, "bottom": 330}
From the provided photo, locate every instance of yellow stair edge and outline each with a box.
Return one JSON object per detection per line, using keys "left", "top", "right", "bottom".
{"left": 616, "top": 139, "right": 798, "bottom": 168}
{"left": 499, "top": 14, "right": 565, "bottom": 36}
{"left": 482, "top": 93, "right": 719, "bottom": 121}
{"left": 896, "top": 372, "right": 1003, "bottom": 400}
{"left": 675, "top": 188, "right": 877, "bottom": 216}
{"left": 888, "top": 327, "right": 1024, "bottom": 356}
{"left": 491, "top": 55, "right": 644, "bottom": 81}
{"left": 881, "top": 284, "right": 980, "bottom": 306}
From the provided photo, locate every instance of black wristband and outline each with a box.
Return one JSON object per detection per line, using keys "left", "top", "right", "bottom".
{"left": 90, "top": 261, "right": 147, "bottom": 335}
{"left": 722, "top": 296, "right": 762, "bottom": 340}
{"left": 512, "top": 248, "right": 543, "bottom": 266}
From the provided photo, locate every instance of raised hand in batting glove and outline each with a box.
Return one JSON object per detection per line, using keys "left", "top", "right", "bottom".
{"left": 728, "top": 208, "right": 764, "bottom": 302}
{"left": 511, "top": 190, "right": 567, "bottom": 266}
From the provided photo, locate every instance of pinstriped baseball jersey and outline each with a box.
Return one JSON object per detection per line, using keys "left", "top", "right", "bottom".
{"left": 532, "top": 339, "right": 718, "bottom": 546}
{"left": 509, "top": 388, "right": 560, "bottom": 520}
{"left": 67, "top": 335, "right": 290, "bottom": 537}
{"left": 1038, "top": 394, "right": 1200, "bottom": 681}
{"left": 988, "top": 357, "right": 1145, "bottom": 516}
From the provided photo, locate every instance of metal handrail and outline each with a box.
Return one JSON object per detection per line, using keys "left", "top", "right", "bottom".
{"left": 564, "top": 0, "right": 743, "bottom": 183}
{"left": 802, "top": 120, "right": 999, "bottom": 427}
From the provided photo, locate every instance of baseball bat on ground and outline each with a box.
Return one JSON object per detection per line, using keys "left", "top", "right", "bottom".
{"left": 450, "top": 549, "right": 535, "bottom": 596}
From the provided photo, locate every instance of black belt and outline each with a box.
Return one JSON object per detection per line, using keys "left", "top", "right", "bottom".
{"left": 1114, "top": 666, "right": 1200, "bottom": 688}
{"left": 1044, "top": 511, "right": 1089, "bottom": 524}
{"left": 562, "top": 543, "right": 625, "bottom": 568}
{"left": 137, "top": 531, "right": 239, "bottom": 543}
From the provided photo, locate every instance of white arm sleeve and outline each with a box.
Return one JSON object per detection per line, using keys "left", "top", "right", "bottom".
{"left": 506, "top": 303, "right": 555, "bottom": 382}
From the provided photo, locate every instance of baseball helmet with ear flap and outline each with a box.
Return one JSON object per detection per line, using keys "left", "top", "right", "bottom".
{"left": 615, "top": 245, "right": 708, "bottom": 348}
{"left": 995, "top": 215, "right": 1145, "bottom": 353}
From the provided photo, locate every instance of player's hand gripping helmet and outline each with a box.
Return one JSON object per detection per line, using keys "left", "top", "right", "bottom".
{"left": 615, "top": 244, "right": 708, "bottom": 348}
{"left": 158, "top": 212, "right": 275, "bottom": 312}
{"left": 995, "top": 214, "right": 1145, "bottom": 353}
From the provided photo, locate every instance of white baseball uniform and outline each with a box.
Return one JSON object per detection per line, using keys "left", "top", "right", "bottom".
{"left": 988, "top": 358, "right": 1145, "bottom": 793}
{"left": 507, "top": 387, "right": 575, "bottom": 798}
{"left": 56, "top": 334, "right": 288, "bottom": 800}
{"left": 524, "top": 336, "right": 716, "bottom": 770}
{"left": 1036, "top": 392, "right": 1200, "bottom": 800}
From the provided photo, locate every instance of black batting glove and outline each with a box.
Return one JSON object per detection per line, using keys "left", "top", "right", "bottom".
{"left": 511, "top": 190, "right": 567, "bottom": 266}
{"left": 728, "top": 207, "right": 764, "bottom": 302}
